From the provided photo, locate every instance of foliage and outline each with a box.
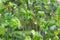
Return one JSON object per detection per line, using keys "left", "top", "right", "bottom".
{"left": 0, "top": 0, "right": 60, "bottom": 40}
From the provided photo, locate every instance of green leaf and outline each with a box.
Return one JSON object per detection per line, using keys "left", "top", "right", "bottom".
{"left": 0, "top": 3, "right": 6, "bottom": 13}
{"left": 51, "top": 0, "right": 57, "bottom": 5}
{"left": 0, "top": 26, "right": 6, "bottom": 35}
{"left": 4, "top": 13, "right": 12, "bottom": 20}
{"left": 25, "top": 36, "right": 31, "bottom": 40}
{"left": 10, "top": 17, "right": 21, "bottom": 28}
{"left": 56, "top": 6, "right": 60, "bottom": 15}
{"left": 20, "top": 8, "right": 26, "bottom": 14}
{"left": 42, "top": 0, "right": 49, "bottom": 4}
{"left": 53, "top": 36, "right": 59, "bottom": 40}
{"left": 38, "top": 11, "right": 45, "bottom": 17}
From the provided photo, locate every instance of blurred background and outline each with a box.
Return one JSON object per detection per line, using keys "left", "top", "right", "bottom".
{"left": 0, "top": 0, "right": 60, "bottom": 40}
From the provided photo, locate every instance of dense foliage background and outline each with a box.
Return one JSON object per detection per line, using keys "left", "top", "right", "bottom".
{"left": 0, "top": 0, "right": 60, "bottom": 40}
